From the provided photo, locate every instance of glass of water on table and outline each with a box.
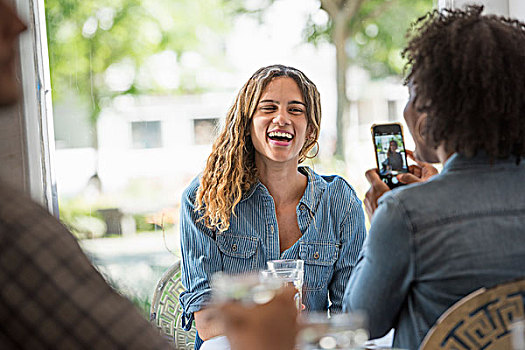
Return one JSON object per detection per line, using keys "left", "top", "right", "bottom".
{"left": 261, "top": 259, "right": 304, "bottom": 310}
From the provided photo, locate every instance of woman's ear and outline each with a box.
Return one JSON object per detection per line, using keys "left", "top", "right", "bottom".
{"left": 306, "top": 124, "right": 315, "bottom": 140}
{"left": 413, "top": 113, "right": 429, "bottom": 145}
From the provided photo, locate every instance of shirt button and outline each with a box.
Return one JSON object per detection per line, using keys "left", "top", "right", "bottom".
{"left": 313, "top": 252, "right": 320, "bottom": 259}
{"left": 232, "top": 244, "right": 238, "bottom": 252}
{"left": 300, "top": 204, "right": 306, "bottom": 211}
{"left": 270, "top": 225, "right": 274, "bottom": 233}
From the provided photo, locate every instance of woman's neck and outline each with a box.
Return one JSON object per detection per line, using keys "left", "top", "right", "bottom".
{"left": 436, "top": 143, "right": 454, "bottom": 165}
{"left": 256, "top": 160, "right": 307, "bottom": 207}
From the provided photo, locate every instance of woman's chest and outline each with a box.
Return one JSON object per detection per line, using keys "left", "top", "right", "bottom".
{"left": 215, "top": 211, "right": 342, "bottom": 291}
{"left": 276, "top": 204, "right": 302, "bottom": 253}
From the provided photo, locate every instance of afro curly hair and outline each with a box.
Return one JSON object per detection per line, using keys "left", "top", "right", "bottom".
{"left": 402, "top": 5, "right": 525, "bottom": 162}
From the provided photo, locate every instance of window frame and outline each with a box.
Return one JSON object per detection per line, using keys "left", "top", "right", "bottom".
{"left": 15, "top": 0, "right": 58, "bottom": 217}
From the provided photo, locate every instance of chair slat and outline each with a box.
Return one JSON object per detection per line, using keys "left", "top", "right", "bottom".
{"left": 150, "top": 260, "right": 197, "bottom": 349}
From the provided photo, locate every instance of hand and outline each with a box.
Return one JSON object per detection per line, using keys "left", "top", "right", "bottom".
{"left": 364, "top": 150, "right": 439, "bottom": 220}
{"left": 194, "top": 308, "right": 225, "bottom": 340}
{"left": 219, "top": 286, "right": 299, "bottom": 350}
{"left": 396, "top": 150, "right": 439, "bottom": 184}
{"left": 364, "top": 168, "right": 390, "bottom": 221}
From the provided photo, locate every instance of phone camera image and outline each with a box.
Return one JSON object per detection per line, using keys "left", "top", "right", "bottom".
{"left": 372, "top": 123, "right": 408, "bottom": 189}
{"left": 375, "top": 135, "right": 407, "bottom": 176}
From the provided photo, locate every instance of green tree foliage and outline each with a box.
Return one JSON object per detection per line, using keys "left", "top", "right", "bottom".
{"left": 305, "top": 0, "right": 433, "bottom": 79}
{"left": 300, "top": 0, "right": 434, "bottom": 159}
{"left": 45, "top": 0, "right": 243, "bottom": 127}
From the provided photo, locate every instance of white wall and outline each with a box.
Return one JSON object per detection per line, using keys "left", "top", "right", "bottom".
{"left": 439, "top": 0, "right": 525, "bottom": 20}
{"left": 510, "top": 0, "right": 525, "bottom": 21}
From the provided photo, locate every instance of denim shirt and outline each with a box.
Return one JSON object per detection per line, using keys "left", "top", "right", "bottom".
{"left": 180, "top": 167, "right": 366, "bottom": 330}
{"left": 343, "top": 153, "right": 525, "bottom": 350}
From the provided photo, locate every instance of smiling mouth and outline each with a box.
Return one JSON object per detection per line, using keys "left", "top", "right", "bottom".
{"left": 267, "top": 131, "right": 294, "bottom": 142}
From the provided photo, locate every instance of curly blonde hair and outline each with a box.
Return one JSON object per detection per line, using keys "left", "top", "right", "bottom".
{"left": 196, "top": 64, "right": 322, "bottom": 232}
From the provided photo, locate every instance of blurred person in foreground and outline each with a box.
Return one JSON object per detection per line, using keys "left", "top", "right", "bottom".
{"left": 344, "top": 6, "right": 525, "bottom": 350}
{"left": 0, "top": 1, "right": 171, "bottom": 348}
{"left": 179, "top": 64, "right": 366, "bottom": 348}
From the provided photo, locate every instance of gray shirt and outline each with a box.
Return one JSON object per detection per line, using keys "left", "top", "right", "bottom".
{"left": 343, "top": 153, "right": 525, "bottom": 349}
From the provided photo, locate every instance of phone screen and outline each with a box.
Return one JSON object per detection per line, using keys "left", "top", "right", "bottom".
{"left": 372, "top": 123, "right": 408, "bottom": 188}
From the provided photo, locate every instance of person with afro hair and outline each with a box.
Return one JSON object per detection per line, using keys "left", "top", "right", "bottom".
{"left": 344, "top": 5, "right": 525, "bottom": 349}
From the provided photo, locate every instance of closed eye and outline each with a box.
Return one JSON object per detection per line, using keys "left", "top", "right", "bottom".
{"left": 260, "top": 105, "right": 277, "bottom": 112}
{"left": 289, "top": 107, "right": 304, "bottom": 114}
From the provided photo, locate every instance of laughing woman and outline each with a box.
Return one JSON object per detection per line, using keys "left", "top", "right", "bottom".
{"left": 179, "top": 65, "right": 366, "bottom": 348}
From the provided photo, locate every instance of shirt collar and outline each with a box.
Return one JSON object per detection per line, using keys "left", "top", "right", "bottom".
{"left": 441, "top": 152, "right": 522, "bottom": 174}
{"left": 240, "top": 182, "right": 262, "bottom": 202}
{"left": 240, "top": 166, "right": 327, "bottom": 213}
{"left": 298, "top": 166, "right": 326, "bottom": 214}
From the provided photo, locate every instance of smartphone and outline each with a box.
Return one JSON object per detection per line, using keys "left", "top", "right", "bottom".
{"left": 371, "top": 123, "right": 409, "bottom": 189}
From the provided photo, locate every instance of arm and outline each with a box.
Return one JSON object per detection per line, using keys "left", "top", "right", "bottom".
{"left": 343, "top": 195, "right": 414, "bottom": 338}
{"left": 328, "top": 191, "right": 366, "bottom": 313}
{"left": 194, "top": 309, "right": 224, "bottom": 340}
{"left": 179, "top": 184, "right": 224, "bottom": 340}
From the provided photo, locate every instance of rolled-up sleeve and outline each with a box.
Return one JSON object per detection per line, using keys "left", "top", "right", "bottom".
{"left": 343, "top": 194, "right": 414, "bottom": 339}
{"left": 179, "top": 181, "right": 223, "bottom": 331}
{"left": 329, "top": 192, "right": 366, "bottom": 313}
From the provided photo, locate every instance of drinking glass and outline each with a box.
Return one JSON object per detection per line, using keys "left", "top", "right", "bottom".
{"left": 262, "top": 259, "right": 304, "bottom": 310}
{"left": 298, "top": 312, "right": 369, "bottom": 350}
{"left": 210, "top": 271, "right": 282, "bottom": 305}
{"left": 267, "top": 259, "right": 305, "bottom": 272}
{"left": 512, "top": 319, "right": 525, "bottom": 350}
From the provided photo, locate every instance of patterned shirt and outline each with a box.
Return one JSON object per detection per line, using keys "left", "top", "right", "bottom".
{"left": 180, "top": 167, "right": 366, "bottom": 330}
{"left": 0, "top": 181, "right": 171, "bottom": 349}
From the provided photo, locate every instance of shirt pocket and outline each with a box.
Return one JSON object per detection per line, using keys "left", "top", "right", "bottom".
{"left": 216, "top": 233, "right": 258, "bottom": 273}
{"left": 299, "top": 242, "right": 339, "bottom": 291}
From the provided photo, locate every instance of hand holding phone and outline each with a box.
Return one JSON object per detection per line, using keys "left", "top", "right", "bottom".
{"left": 371, "top": 123, "right": 409, "bottom": 189}
{"left": 364, "top": 169, "right": 391, "bottom": 220}
{"left": 396, "top": 150, "right": 439, "bottom": 184}
{"left": 364, "top": 145, "right": 439, "bottom": 220}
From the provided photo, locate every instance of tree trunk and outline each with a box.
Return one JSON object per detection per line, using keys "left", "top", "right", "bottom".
{"left": 333, "top": 14, "right": 349, "bottom": 160}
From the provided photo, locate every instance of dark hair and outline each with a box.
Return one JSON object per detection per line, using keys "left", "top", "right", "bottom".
{"left": 402, "top": 5, "right": 525, "bottom": 161}
{"left": 387, "top": 140, "right": 397, "bottom": 156}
